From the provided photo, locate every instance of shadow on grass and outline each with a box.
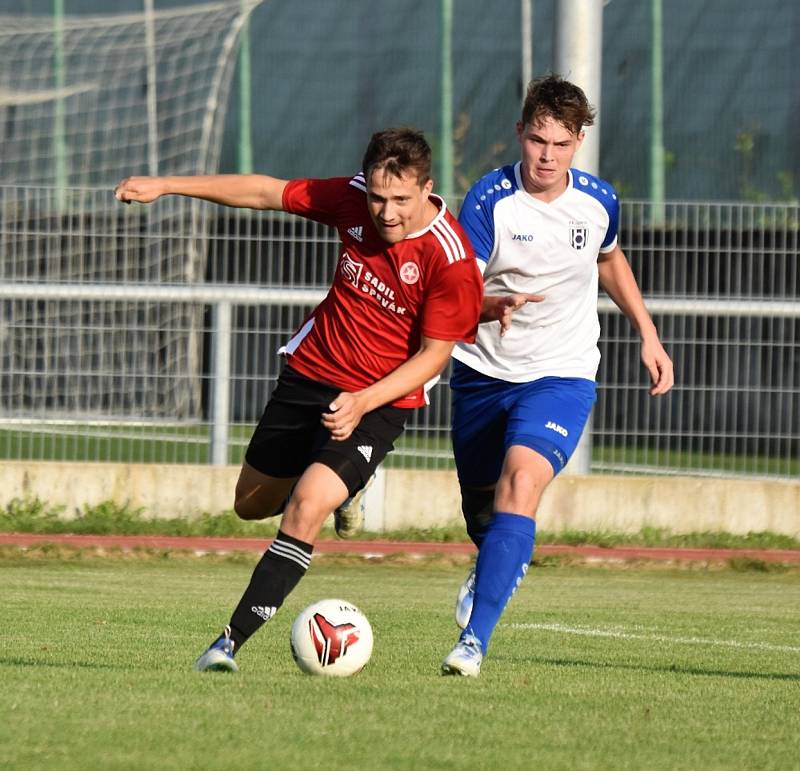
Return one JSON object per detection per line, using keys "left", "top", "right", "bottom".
{"left": 500, "top": 654, "right": 800, "bottom": 683}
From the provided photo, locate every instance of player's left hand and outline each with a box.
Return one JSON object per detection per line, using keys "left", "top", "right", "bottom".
{"left": 483, "top": 293, "right": 545, "bottom": 336}
{"left": 322, "top": 392, "right": 366, "bottom": 441}
{"left": 641, "top": 336, "right": 674, "bottom": 396}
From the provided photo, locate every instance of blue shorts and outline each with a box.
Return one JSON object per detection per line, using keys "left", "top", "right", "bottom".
{"left": 450, "top": 360, "right": 597, "bottom": 486}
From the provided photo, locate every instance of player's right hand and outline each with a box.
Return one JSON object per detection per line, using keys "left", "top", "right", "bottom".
{"left": 114, "top": 176, "right": 165, "bottom": 205}
{"left": 321, "top": 392, "right": 366, "bottom": 442}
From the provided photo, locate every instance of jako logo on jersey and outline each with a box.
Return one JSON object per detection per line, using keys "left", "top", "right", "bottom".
{"left": 399, "top": 261, "right": 420, "bottom": 285}
{"left": 341, "top": 251, "right": 363, "bottom": 287}
{"left": 569, "top": 221, "right": 588, "bottom": 250}
{"left": 545, "top": 420, "right": 568, "bottom": 437}
{"left": 357, "top": 445, "right": 373, "bottom": 462}
{"left": 347, "top": 225, "right": 363, "bottom": 242}
{"left": 512, "top": 233, "right": 534, "bottom": 242}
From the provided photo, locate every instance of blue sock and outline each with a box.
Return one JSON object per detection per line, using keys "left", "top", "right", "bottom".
{"left": 463, "top": 512, "right": 536, "bottom": 652}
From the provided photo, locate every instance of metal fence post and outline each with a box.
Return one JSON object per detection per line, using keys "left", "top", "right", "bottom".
{"left": 209, "top": 300, "right": 232, "bottom": 465}
{"left": 554, "top": 0, "right": 605, "bottom": 474}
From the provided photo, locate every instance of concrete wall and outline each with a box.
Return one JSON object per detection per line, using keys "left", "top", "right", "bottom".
{"left": 1, "top": 460, "right": 798, "bottom": 536}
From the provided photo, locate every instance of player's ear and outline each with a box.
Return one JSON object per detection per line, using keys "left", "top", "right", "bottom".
{"left": 575, "top": 129, "right": 585, "bottom": 149}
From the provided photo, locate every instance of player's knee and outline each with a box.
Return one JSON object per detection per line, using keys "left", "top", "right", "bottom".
{"left": 496, "top": 465, "right": 549, "bottom": 514}
{"left": 280, "top": 496, "right": 329, "bottom": 543}
{"left": 508, "top": 465, "right": 547, "bottom": 495}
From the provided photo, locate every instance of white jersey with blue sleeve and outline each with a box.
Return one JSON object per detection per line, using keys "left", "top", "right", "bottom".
{"left": 452, "top": 162, "right": 619, "bottom": 383}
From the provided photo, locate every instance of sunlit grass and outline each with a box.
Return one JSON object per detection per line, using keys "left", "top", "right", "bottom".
{"left": 2, "top": 557, "right": 799, "bottom": 769}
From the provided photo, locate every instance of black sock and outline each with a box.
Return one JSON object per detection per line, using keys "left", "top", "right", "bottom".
{"left": 227, "top": 530, "right": 313, "bottom": 652}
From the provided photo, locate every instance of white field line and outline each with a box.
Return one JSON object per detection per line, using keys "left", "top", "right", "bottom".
{"left": 507, "top": 622, "right": 800, "bottom": 654}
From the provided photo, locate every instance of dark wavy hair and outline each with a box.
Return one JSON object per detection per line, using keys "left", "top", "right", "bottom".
{"left": 362, "top": 127, "right": 432, "bottom": 186}
{"left": 521, "top": 74, "right": 596, "bottom": 135}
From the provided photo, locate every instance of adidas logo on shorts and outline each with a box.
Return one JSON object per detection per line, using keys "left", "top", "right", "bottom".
{"left": 357, "top": 445, "right": 373, "bottom": 462}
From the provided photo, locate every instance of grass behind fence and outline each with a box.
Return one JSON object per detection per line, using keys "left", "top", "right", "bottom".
{"left": 1, "top": 424, "right": 798, "bottom": 477}
{"left": 2, "top": 497, "right": 800, "bottom": 551}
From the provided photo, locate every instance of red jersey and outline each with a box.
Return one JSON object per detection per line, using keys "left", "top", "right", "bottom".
{"left": 279, "top": 174, "right": 482, "bottom": 408}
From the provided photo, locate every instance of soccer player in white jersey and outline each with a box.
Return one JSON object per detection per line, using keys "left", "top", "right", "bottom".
{"left": 116, "top": 128, "right": 483, "bottom": 673}
{"left": 441, "top": 75, "right": 674, "bottom": 677}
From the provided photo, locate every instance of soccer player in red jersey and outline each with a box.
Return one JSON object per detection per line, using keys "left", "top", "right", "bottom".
{"left": 115, "top": 128, "right": 483, "bottom": 672}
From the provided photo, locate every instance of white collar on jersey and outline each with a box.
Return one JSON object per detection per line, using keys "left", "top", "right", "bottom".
{"left": 514, "top": 162, "right": 574, "bottom": 206}
{"left": 403, "top": 194, "right": 448, "bottom": 240}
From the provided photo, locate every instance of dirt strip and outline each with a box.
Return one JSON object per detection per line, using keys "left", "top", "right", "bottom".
{"left": 1, "top": 532, "right": 799, "bottom": 562}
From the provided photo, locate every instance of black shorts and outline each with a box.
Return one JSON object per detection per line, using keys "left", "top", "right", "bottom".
{"left": 244, "top": 367, "right": 408, "bottom": 496}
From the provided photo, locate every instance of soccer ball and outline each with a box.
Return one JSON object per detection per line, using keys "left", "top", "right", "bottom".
{"left": 290, "top": 598, "right": 373, "bottom": 677}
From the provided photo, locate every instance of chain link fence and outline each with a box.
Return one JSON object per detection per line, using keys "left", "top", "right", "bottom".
{"left": 1, "top": 188, "right": 797, "bottom": 479}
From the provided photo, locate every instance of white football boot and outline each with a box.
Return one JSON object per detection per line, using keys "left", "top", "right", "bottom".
{"left": 441, "top": 633, "right": 484, "bottom": 677}
{"left": 195, "top": 625, "right": 238, "bottom": 673}
{"left": 454, "top": 566, "right": 476, "bottom": 630}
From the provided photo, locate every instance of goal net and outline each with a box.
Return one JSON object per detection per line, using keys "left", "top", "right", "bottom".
{"left": 0, "top": 2, "right": 260, "bottom": 424}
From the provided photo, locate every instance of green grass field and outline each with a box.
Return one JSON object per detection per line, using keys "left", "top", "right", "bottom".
{"left": 2, "top": 554, "right": 799, "bottom": 769}
{"left": 2, "top": 424, "right": 798, "bottom": 477}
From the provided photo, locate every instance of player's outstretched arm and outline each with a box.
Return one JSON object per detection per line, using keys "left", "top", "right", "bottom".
{"left": 113, "top": 174, "right": 289, "bottom": 210}
{"left": 598, "top": 245, "right": 674, "bottom": 396}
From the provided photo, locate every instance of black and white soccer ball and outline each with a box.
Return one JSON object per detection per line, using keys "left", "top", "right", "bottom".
{"left": 290, "top": 598, "right": 373, "bottom": 677}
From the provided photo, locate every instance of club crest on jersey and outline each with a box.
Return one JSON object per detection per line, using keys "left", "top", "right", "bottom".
{"left": 341, "top": 250, "right": 363, "bottom": 288}
{"left": 399, "top": 261, "right": 420, "bottom": 285}
{"left": 569, "top": 221, "right": 588, "bottom": 250}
